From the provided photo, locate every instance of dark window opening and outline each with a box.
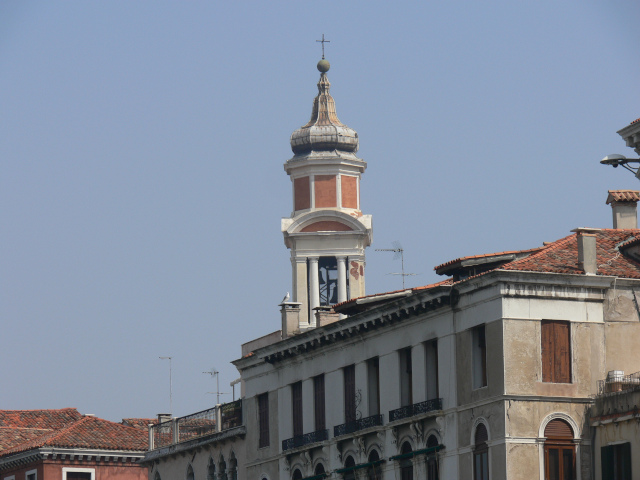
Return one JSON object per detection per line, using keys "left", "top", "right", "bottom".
{"left": 292, "top": 382, "right": 303, "bottom": 437}
{"left": 474, "top": 424, "right": 489, "bottom": 480}
{"left": 258, "top": 393, "right": 270, "bottom": 448}
{"left": 319, "top": 257, "right": 338, "bottom": 306}
{"left": 601, "top": 442, "right": 632, "bottom": 480}
{"left": 472, "top": 325, "right": 487, "bottom": 389}
{"left": 344, "top": 365, "right": 356, "bottom": 423}
{"left": 314, "top": 374, "right": 326, "bottom": 431}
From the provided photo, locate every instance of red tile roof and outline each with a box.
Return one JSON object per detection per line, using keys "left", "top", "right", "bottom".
{"left": 433, "top": 247, "right": 543, "bottom": 273}
{"left": 606, "top": 190, "right": 640, "bottom": 204}
{"left": 0, "top": 409, "right": 148, "bottom": 457}
{"left": 631, "top": 117, "right": 640, "bottom": 125}
{"left": 121, "top": 418, "right": 157, "bottom": 430}
{"left": 500, "top": 229, "right": 640, "bottom": 278}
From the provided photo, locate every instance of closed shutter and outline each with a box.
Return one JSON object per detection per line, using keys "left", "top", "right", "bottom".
{"left": 258, "top": 393, "right": 269, "bottom": 447}
{"left": 541, "top": 321, "right": 553, "bottom": 382}
{"left": 555, "top": 322, "right": 571, "bottom": 383}
{"left": 344, "top": 365, "right": 356, "bottom": 423}
{"left": 292, "top": 382, "right": 303, "bottom": 437}
{"left": 601, "top": 446, "right": 613, "bottom": 480}
{"left": 314, "top": 375, "right": 326, "bottom": 431}
{"left": 544, "top": 419, "right": 573, "bottom": 439}
{"left": 621, "top": 442, "right": 632, "bottom": 480}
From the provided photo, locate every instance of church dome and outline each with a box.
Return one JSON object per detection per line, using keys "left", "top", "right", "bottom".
{"left": 290, "top": 62, "right": 359, "bottom": 155}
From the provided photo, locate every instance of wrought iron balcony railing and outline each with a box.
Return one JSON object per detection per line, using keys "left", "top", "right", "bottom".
{"left": 389, "top": 398, "right": 442, "bottom": 422}
{"left": 149, "top": 399, "right": 243, "bottom": 450}
{"left": 333, "top": 414, "right": 383, "bottom": 437}
{"left": 282, "top": 429, "right": 328, "bottom": 451}
{"left": 596, "top": 371, "right": 640, "bottom": 396}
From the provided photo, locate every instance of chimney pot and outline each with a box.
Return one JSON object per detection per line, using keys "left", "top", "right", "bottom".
{"left": 571, "top": 228, "right": 600, "bottom": 275}
{"left": 606, "top": 190, "right": 639, "bottom": 229}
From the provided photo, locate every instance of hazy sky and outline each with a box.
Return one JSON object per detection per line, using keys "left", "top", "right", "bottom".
{"left": 2, "top": 1, "right": 639, "bottom": 422}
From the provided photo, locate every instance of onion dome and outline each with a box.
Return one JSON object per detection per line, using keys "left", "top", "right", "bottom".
{"left": 290, "top": 60, "right": 359, "bottom": 155}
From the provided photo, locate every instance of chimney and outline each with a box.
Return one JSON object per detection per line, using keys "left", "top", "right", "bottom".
{"left": 606, "top": 190, "right": 639, "bottom": 229}
{"left": 571, "top": 228, "right": 600, "bottom": 275}
{"left": 315, "top": 306, "right": 340, "bottom": 327}
{"left": 280, "top": 302, "right": 301, "bottom": 339}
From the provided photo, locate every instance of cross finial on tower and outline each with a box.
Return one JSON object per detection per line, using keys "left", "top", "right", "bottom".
{"left": 316, "top": 34, "right": 330, "bottom": 59}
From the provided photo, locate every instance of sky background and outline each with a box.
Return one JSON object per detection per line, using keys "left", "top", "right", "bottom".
{"left": 2, "top": 1, "right": 639, "bottom": 422}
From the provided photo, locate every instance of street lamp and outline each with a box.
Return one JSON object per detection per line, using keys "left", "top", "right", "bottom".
{"left": 601, "top": 154, "right": 640, "bottom": 179}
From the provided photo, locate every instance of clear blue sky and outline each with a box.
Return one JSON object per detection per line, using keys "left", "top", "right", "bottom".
{"left": 2, "top": 1, "right": 639, "bottom": 422}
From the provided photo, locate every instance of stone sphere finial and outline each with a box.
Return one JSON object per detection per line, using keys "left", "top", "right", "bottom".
{"left": 317, "top": 59, "right": 330, "bottom": 73}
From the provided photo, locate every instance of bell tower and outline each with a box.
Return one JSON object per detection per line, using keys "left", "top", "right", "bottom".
{"left": 281, "top": 57, "right": 372, "bottom": 329}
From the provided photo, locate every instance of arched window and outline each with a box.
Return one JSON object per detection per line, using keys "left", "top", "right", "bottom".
{"left": 544, "top": 419, "right": 575, "bottom": 480}
{"left": 343, "top": 456, "right": 356, "bottom": 480}
{"left": 426, "top": 435, "right": 439, "bottom": 480}
{"left": 187, "top": 465, "right": 195, "bottom": 480}
{"left": 314, "top": 464, "right": 325, "bottom": 476}
{"left": 228, "top": 453, "right": 237, "bottom": 480}
{"left": 292, "top": 469, "right": 303, "bottom": 480}
{"left": 474, "top": 424, "right": 489, "bottom": 480}
{"left": 399, "top": 442, "right": 413, "bottom": 480}
{"left": 218, "top": 457, "right": 227, "bottom": 480}
{"left": 207, "top": 459, "right": 215, "bottom": 480}
{"left": 154, "top": 472, "right": 162, "bottom": 480}
{"left": 367, "top": 450, "right": 382, "bottom": 480}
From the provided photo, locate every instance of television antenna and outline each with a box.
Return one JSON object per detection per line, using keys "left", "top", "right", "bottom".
{"left": 376, "top": 241, "right": 418, "bottom": 289}
{"left": 203, "top": 368, "right": 229, "bottom": 405}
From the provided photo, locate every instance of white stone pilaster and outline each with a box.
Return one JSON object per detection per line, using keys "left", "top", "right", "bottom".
{"left": 337, "top": 256, "right": 348, "bottom": 304}
{"left": 379, "top": 352, "right": 400, "bottom": 420}
{"left": 293, "top": 257, "right": 309, "bottom": 327}
{"left": 308, "top": 257, "right": 320, "bottom": 326}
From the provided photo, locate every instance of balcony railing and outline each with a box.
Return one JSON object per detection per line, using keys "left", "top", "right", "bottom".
{"left": 334, "top": 414, "right": 383, "bottom": 437}
{"left": 597, "top": 371, "right": 640, "bottom": 396}
{"left": 282, "top": 429, "right": 328, "bottom": 451}
{"left": 389, "top": 398, "right": 442, "bottom": 422}
{"left": 149, "top": 399, "right": 243, "bottom": 450}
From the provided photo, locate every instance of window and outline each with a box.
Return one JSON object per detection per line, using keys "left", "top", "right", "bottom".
{"left": 426, "top": 435, "right": 440, "bottom": 480}
{"left": 399, "top": 442, "right": 413, "bottom": 480}
{"left": 425, "top": 340, "right": 439, "bottom": 400}
{"left": 344, "top": 365, "right": 356, "bottom": 423}
{"left": 367, "top": 450, "right": 382, "bottom": 480}
{"left": 472, "top": 325, "right": 487, "bottom": 389}
{"left": 343, "top": 456, "right": 356, "bottom": 480}
{"left": 25, "top": 471, "right": 36, "bottom": 480}
{"left": 367, "top": 357, "right": 380, "bottom": 415}
{"left": 473, "top": 424, "right": 489, "bottom": 480}
{"left": 314, "top": 374, "right": 326, "bottom": 431}
{"left": 544, "top": 419, "right": 575, "bottom": 480}
{"left": 187, "top": 465, "right": 195, "bottom": 480}
{"left": 207, "top": 458, "right": 216, "bottom": 480}
{"left": 601, "top": 443, "right": 632, "bottom": 480}
{"left": 62, "top": 469, "right": 94, "bottom": 480}
{"left": 292, "top": 381, "right": 303, "bottom": 437}
{"left": 319, "top": 256, "right": 338, "bottom": 305}
{"left": 292, "top": 469, "right": 302, "bottom": 480}
{"left": 258, "top": 393, "right": 270, "bottom": 447}
{"left": 400, "top": 348, "right": 413, "bottom": 406}
{"left": 314, "top": 464, "right": 325, "bottom": 477}
{"left": 541, "top": 321, "right": 571, "bottom": 383}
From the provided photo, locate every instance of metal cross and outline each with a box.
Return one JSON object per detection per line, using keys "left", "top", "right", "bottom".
{"left": 316, "top": 34, "right": 330, "bottom": 59}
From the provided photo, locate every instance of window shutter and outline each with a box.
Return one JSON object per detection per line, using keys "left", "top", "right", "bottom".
{"left": 475, "top": 423, "right": 488, "bottom": 445}
{"left": 344, "top": 365, "right": 356, "bottom": 423}
{"left": 555, "top": 322, "right": 571, "bottom": 383}
{"left": 601, "top": 446, "right": 613, "bottom": 480}
{"left": 544, "top": 419, "right": 573, "bottom": 439}
{"left": 292, "top": 382, "right": 303, "bottom": 437}
{"left": 314, "top": 375, "right": 325, "bottom": 431}
{"left": 622, "top": 442, "right": 632, "bottom": 480}
{"left": 541, "top": 321, "right": 553, "bottom": 382}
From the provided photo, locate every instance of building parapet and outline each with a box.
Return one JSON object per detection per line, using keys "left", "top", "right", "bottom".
{"left": 333, "top": 414, "right": 383, "bottom": 437}
{"left": 148, "top": 400, "right": 243, "bottom": 451}
{"left": 388, "top": 398, "right": 442, "bottom": 422}
{"left": 281, "top": 429, "right": 328, "bottom": 452}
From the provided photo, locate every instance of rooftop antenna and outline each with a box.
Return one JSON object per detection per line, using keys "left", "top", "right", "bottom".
{"left": 316, "top": 34, "right": 330, "bottom": 59}
{"left": 376, "top": 241, "right": 418, "bottom": 289}
{"left": 159, "top": 356, "right": 173, "bottom": 415}
{"left": 203, "top": 368, "right": 229, "bottom": 405}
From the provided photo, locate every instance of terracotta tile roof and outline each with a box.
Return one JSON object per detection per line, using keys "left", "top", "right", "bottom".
{"left": 500, "top": 229, "right": 640, "bottom": 278}
{"left": 0, "top": 408, "right": 82, "bottom": 429}
{"left": 0, "top": 416, "right": 148, "bottom": 456}
{"left": 121, "top": 418, "right": 156, "bottom": 430}
{"left": 433, "top": 247, "right": 543, "bottom": 273}
{"left": 0, "top": 427, "right": 51, "bottom": 451}
{"left": 631, "top": 117, "right": 640, "bottom": 125}
{"left": 606, "top": 190, "right": 640, "bottom": 204}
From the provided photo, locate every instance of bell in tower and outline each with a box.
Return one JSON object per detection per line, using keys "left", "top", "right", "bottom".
{"left": 281, "top": 56, "right": 373, "bottom": 330}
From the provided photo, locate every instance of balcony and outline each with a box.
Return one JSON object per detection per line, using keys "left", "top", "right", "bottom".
{"left": 333, "top": 414, "right": 383, "bottom": 437}
{"left": 282, "top": 429, "right": 328, "bottom": 451}
{"left": 149, "top": 400, "right": 243, "bottom": 450}
{"left": 596, "top": 371, "right": 640, "bottom": 397}
{"left": 389, "top": 398, "right": 442, "bottom": 422}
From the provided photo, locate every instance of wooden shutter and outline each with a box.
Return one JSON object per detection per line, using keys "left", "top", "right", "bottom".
{"left": 314, "top": 375, "right": 326, "bottom": 431}
{"left": 541, "top": 321, "right": 553, "bottom": 382}
{"left": 544, "top": 419, "right": 573, "bottom": 439}
{"left": 344, "top": 365, "right": 356, "bottom": 423}
{"left": 292, "top": 382, "right": 303, "bottom": 437}
{"left": 555, "top": 322, "right": 571, "bottom": 383}
{"left": 601, "top": 446, "right": 613, "bottom": 480}
{"left": 258, "top": 393, "right": 269, "bottom": 447}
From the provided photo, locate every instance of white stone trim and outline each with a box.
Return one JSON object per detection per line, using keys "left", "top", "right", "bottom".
{"left": 4, "top": 476, "right": 15, "bottom": 480}
{"left": 537, "top": 412, "right": 582, "bottom": 480}
{"left": 62, "top": 468, "right": 95, "bottom": 480}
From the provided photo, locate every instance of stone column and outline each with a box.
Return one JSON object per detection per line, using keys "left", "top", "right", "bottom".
{"left": 308, "top": 257, "right": 320, "bottom": 326}
{"left": 337, "top": 256, "right": 348, "bottom": 304}
{"left": 293, "top": 257, "right": 309, "bottom": 327}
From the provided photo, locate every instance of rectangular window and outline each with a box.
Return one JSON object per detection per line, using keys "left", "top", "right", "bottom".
{"left": 400, "top": 348, "right": 413, "bottom": 406}
{"left": 258, "top": 392, "right": 270, "bottom": 448}
{"left": 25, "top": 471, "right": 36, "bottom": 480}
{"left": 541, "top": 320, "right": 571, "bottom": 383}
{"left": 367, "top": 357, "right": 380, "bottom": 416}
{"left": 425, "top": 340, "right": 439, "bottom": 400}
{"left": 344, "top": 365, "right": 356, "bottom": 423}
{"left": 472, "top": 325, "right": 487, "bottom": 389}
{"left": 601, "top": 443, "right": 632, "bottom": 480}
{"left": 62, "top": 469, "right": 94, "bottom": 480}
{"left": 314, "top": 375, "right": 325, "bottom": 431}
{"left": 291, "top": 382, "right": 303, "bottom": 437}
{"left": 473, "top": 450, "right": 489, "bottom": 480}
